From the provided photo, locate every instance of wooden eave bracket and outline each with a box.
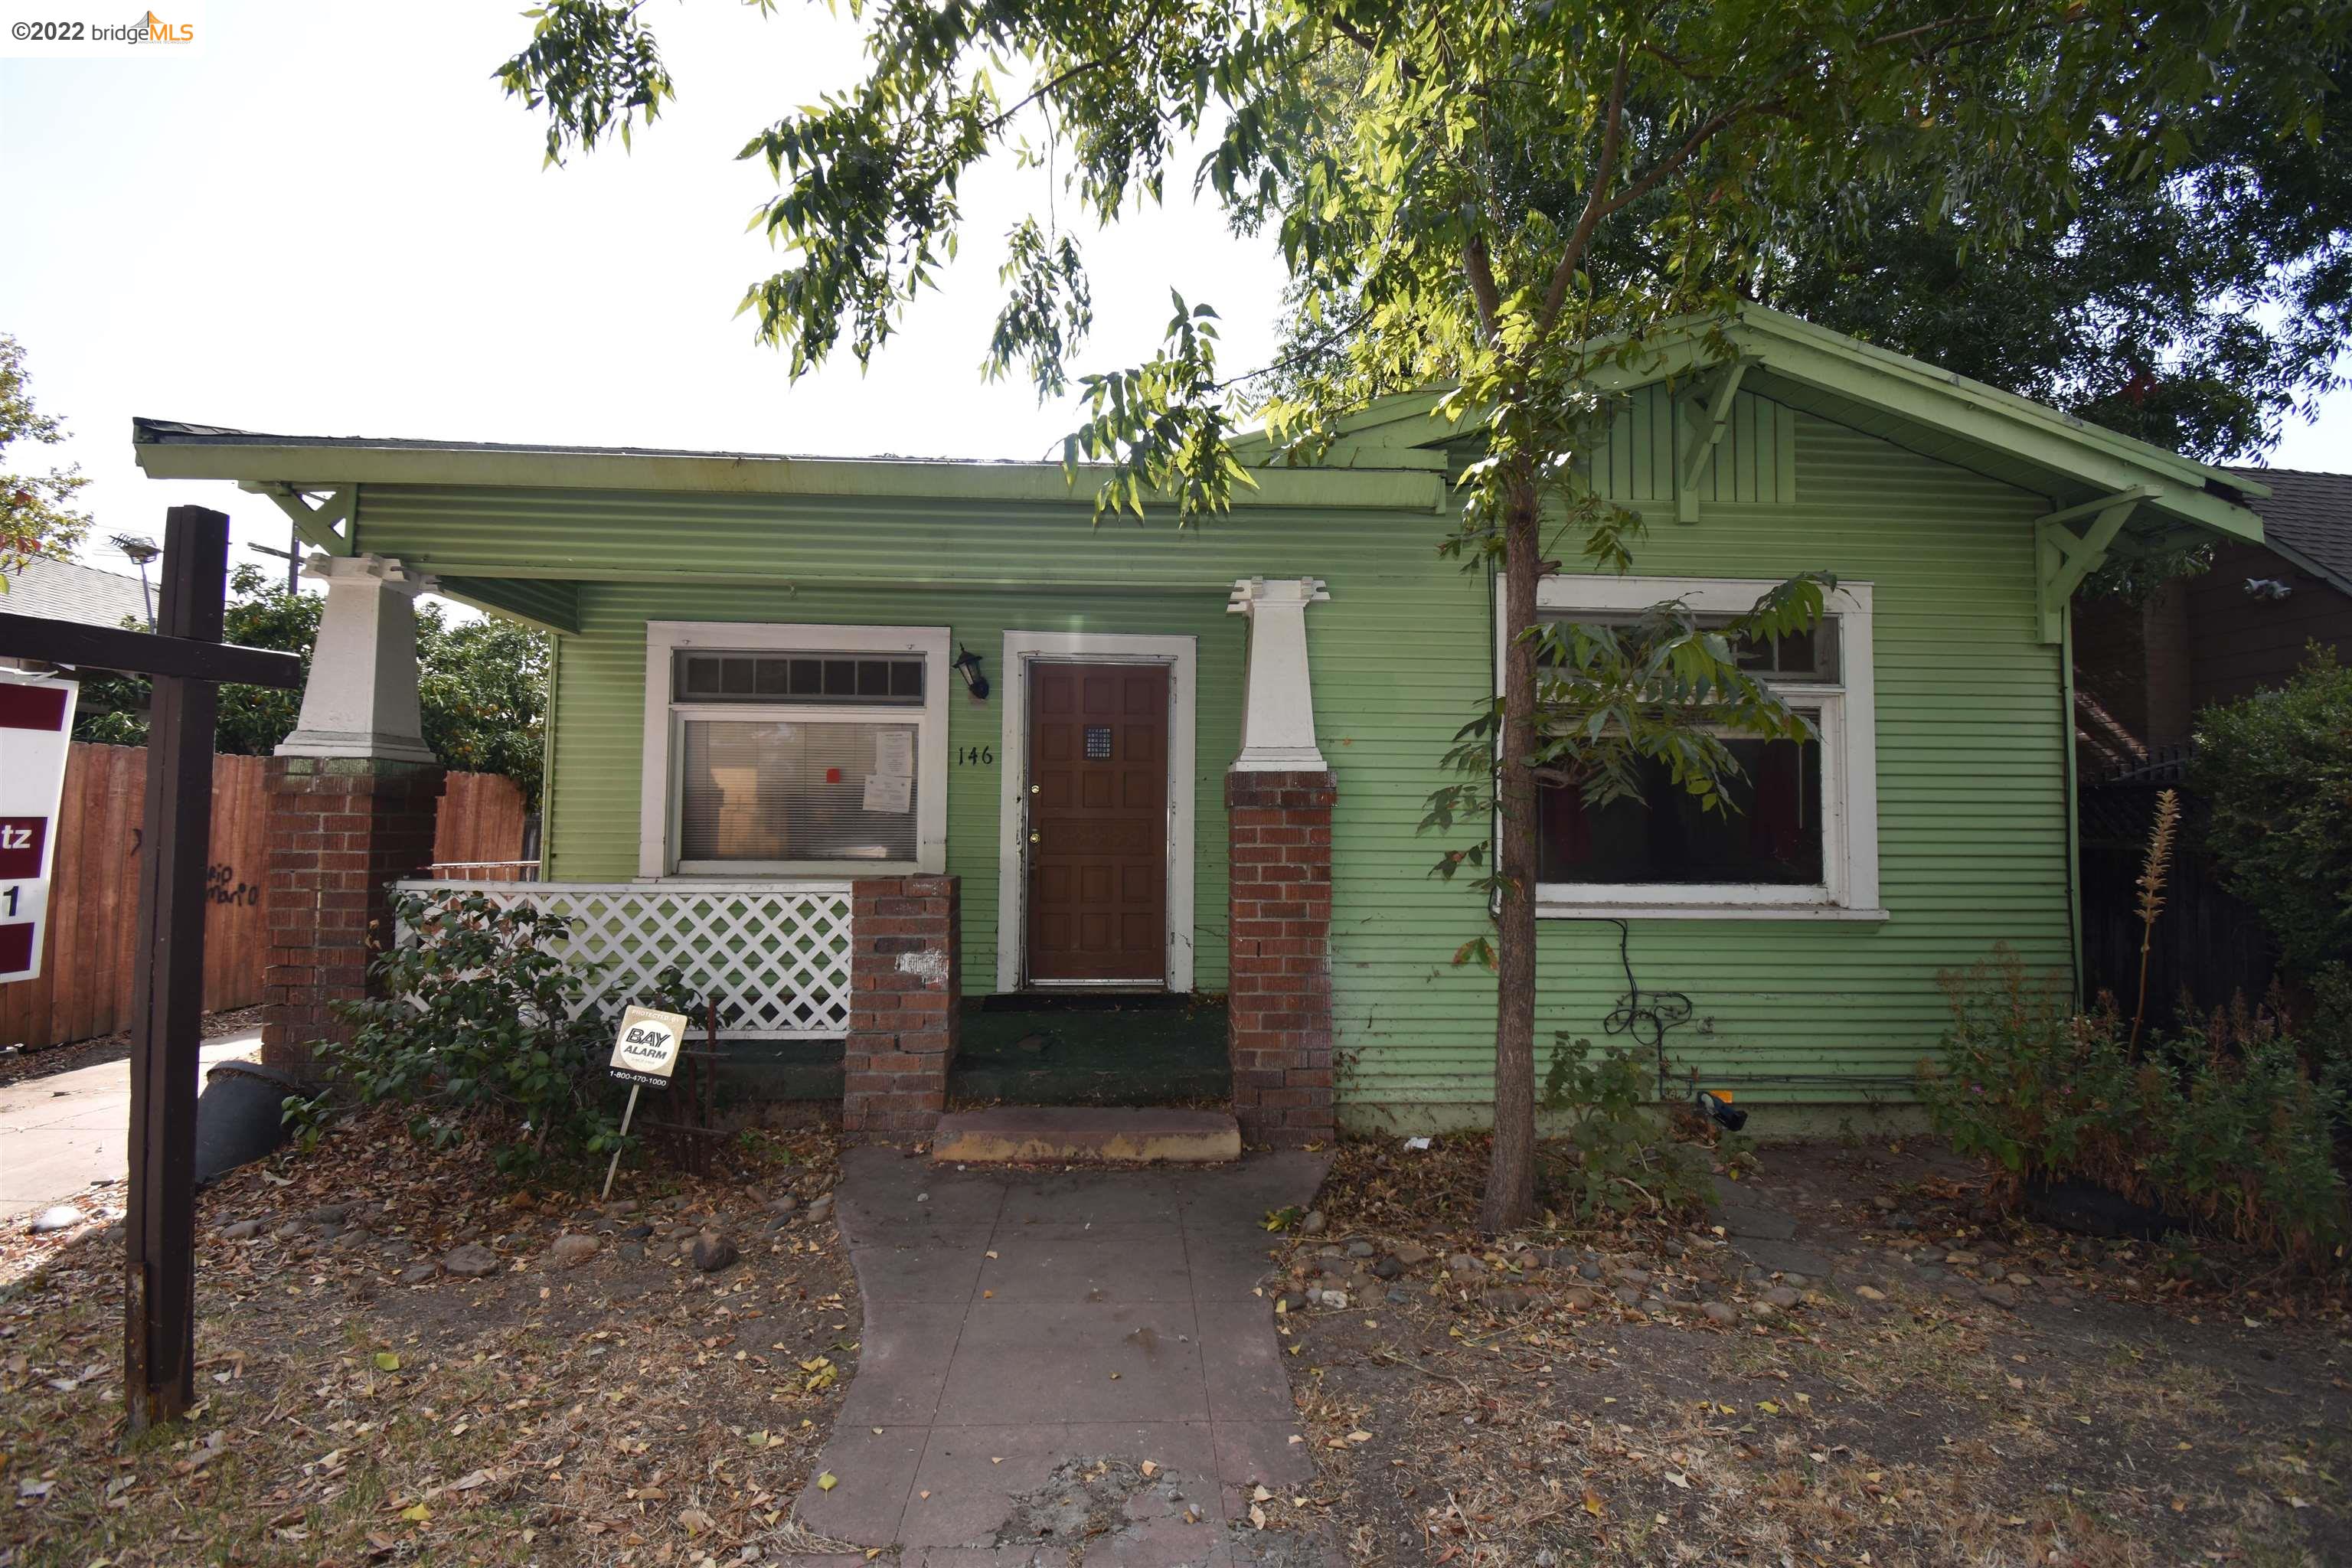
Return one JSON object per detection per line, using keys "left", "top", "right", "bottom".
{"left": 2035, "top": 485, "right": 2154, "bottom": 643}
{"left": 1674, "top": 358, "right": 1753, "bottom": 523}
{"left": 240, "top": 482, "right": 356, "bottom": 556}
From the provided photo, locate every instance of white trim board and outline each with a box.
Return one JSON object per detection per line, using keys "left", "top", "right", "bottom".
{"left": 1498, "top": 575, "right": 1881, "bottom": 920}
{"left": 995, "top": 631, "right": 1199, "bottom": 993}
{"left": 638, "top": 620, "right": 952, "bottom": 879}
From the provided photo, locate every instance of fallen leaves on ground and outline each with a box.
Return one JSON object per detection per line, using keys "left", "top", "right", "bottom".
{"left": 1, "top": 1104, "right": 860, "bottom": 1566}
{"left": 1271, "top": 1131, "right": 2350, "bottom": 1568}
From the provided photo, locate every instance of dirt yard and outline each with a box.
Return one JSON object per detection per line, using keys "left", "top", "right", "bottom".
{"left": 1256, "top": 1135, "right": 2350, "bottom": 1568}
{"left": 0, "top": 1107, "right": 860, "bottom": 1567}
{"left": 4, "top": 1124, "right": 2346, "bottom": 1567}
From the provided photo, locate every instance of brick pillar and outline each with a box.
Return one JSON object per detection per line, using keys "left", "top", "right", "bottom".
{"left": 262, "top": 756, "right": 445, "bottom": 1081}
{"left": 1227, "top": 769, "right": 1337, "bottom": 1146}
{"left": 843, "top": 873, "right": 962, "bottom": 1138}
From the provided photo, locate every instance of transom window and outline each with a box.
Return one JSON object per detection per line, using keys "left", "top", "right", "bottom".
{"left": 675, "top": 652, "right": 925, "bottom": 704}
{"left": 639, "top": 623, "right": 950, "bottom": 878}
{"left": 1510, "top": 577, "right": 1882, "bottom": 920}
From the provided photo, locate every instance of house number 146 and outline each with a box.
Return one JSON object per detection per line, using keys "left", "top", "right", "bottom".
{"left": 956, "top": 746, "right": 995, "bottom": 766}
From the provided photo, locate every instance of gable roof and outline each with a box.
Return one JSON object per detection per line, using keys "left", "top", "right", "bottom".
{"left": 1234, "top": 304, "right": 2265, "bottom": 550}
{"left": 1, "top": 554, "right": 150, "bottom": 629}
{"left": 2223, "top": 467, "right": 2352, "bottom": 594}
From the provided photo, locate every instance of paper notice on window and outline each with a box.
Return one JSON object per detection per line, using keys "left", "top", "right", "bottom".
{"left": 862, "top": 773, "right": 913, "bottom": 814}
{"left": 873, "top": 730, "right": 915, "bottom": 778}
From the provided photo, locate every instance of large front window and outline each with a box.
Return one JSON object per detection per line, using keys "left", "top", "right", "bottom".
{"left": 1515, "top": 577, "right": 1881, "bottom": 919}
{"left": 640, "top": 624, "right": 951, "bottom": 877}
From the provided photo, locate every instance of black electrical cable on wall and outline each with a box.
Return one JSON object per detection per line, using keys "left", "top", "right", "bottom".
{"left": 1574, "top": 916, "right": 1916, "bottom": 1095}
{"left": 1573, "top": 916, "right": 1694, "bottom": 1097}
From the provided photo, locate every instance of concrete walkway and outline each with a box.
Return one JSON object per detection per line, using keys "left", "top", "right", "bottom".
{"left": 800, "top": 1145, "right": 1330, "bottom": 1566}
{"left": 0, "top": 1031, "right": 262, "bottom": 1223}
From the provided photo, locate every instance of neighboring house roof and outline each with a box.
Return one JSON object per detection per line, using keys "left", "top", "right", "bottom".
{"left": 2223, "top": 466, "right": 2352, "bottom": 596}
{"left": 0, "top": 554, "right": 149, "bottom": 629}
{"left": 129, "top": 305, "right": 2264, "bottom": 552}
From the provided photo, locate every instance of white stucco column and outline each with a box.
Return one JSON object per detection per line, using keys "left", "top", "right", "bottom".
{"left": 1227, "top": 577, "right": 1331, "bottom": 771}
{"left": 276, "top": 553, "right": 436, "bottom": 763}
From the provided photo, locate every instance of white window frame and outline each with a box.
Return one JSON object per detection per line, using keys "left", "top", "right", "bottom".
{"left": 639, "top": 622, "right": 951, "bottom": 880}
{"left": 1503, "top": 575, "right": 1883, "bottom": 921}
{"left": 995, "top": 631, "right": 1198, "bottom": 993}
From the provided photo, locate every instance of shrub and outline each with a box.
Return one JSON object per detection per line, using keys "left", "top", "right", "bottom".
{"left": 2190, "top": 648, "right": 2352, "bottom": 975}
{"left": 1922, "top": 953, "right": 2350, "bottom": 1270}
{"left": 1536, "top": 1036, "right": 1722, "bottom": 1222}
{"left": 310, "top": 888, "right": 631, "bottom": 1178}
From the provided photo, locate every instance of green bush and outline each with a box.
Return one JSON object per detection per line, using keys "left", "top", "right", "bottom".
{"left": 310, "top": 888, "right": 632, "bottom": 1178}
{"left": 1536, "top": 1036, "right": 1722, "bottom": 1222}
{"left": 2190, "top": 648, "right": 2352, "bottom": 975}
{"left": 1921, "top": 954, "right": 2350, "bottom": 1271}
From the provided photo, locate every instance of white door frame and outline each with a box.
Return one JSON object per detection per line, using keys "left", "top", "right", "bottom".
{"left": 995, "top": 632, "right": 1197, "bottom": 993}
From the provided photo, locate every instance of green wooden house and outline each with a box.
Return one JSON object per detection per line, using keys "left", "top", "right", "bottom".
{"left": 133, "top": 306, "right": 2267, "bottom": 1138}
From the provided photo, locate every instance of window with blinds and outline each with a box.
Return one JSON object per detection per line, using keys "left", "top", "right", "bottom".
{"left": 678, "top": 719, "right": 920, "bottom": 864}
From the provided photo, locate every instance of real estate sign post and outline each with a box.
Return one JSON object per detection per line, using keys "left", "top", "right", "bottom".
{"left": 0, "top": 506, "right": 304, "bottom": 1435}
{"left": 0, "top": 669, "right": 78, "bottom": 983}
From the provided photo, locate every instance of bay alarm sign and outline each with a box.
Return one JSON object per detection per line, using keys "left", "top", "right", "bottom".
{"left": 0, "top": 669, "right": 79, "bottom": 985}
{"left": 609, "top": 1004, "right": 691, "bottom": 1087}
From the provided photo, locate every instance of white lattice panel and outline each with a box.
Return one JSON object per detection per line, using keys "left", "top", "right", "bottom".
{"left": 395, "top": 880, "right": 854, "bottom": 1038}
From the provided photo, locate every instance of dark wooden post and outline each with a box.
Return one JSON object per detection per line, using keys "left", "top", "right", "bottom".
{"left": 123, "top": 505, "right": 227, "bottom": 1433}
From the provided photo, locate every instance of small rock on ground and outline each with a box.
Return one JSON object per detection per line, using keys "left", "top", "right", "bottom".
{"left": 398, "top": 1263, "right": 440, "bottom": 1286}
{"left": 1298, "top": 1210, "right": 1326, "bottom": 1236}
{"left": 218, "top": 1219, "right": 265, "bottom": 1240}
{"left": 805, "top": 1195, "right": 835, "bottom": 1223}
{"left": 443, "top": 1243, "right": 499, "bottom": 1278}
{"left": 545, "top": 1233, "right": 599, "bottom": 1269}
{"left": 691, "top": 1233, "right": 740, "bottom": 1273}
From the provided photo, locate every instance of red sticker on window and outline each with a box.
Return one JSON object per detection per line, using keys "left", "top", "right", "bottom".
{"left": 825, "top": 767, "right": 842, "bottom": 785}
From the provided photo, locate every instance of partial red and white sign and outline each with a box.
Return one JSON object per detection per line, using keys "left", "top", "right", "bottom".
{"left": 0, "top": 669, "right": 78, "bottom": 984}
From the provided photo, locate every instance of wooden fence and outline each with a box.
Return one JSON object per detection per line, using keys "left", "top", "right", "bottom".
{"left": 0, "top": 744, "right": 528, "bottom": 1051}
{"left": 431, "top": 770, "right": 534, "bottom": 880}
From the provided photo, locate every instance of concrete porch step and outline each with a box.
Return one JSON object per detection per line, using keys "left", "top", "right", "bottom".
{"left": 931, "top": 1106, "right": 1241, "bottom": 1165}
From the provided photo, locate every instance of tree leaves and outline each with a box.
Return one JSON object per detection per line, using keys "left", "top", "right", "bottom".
{"left": 0, "top": 334, "right": 93, "bottom": 576}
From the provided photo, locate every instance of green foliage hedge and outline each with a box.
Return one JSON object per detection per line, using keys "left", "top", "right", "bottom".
{"left": 2190, "top": 648, "right": 2352, "bottom": 975}
{"left": 306, "top": 888, "right": 689, "bottom": 1179}
{"left": 1921, "top": 954, "right": 2349, "bottom": 1272}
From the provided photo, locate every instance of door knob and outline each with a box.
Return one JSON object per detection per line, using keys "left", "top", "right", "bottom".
{"left": 1028, "top": 832, "right": 1041, "bottom": 844}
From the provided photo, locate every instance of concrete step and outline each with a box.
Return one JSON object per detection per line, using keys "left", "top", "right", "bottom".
{"left": 932, "top": 1106, "right": 1241, "bottom": 1165}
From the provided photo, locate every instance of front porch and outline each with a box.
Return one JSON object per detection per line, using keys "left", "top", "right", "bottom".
{"left": 251, "top": 526, "right": 1340, "bottom": 1142}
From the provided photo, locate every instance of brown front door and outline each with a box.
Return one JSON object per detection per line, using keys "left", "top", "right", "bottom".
{"left": 1026, "top": 662, "right": 1169, "bottom": 984}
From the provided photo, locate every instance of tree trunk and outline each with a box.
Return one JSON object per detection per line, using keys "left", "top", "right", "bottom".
{"left": 1482, "top": 478, "right": 1543, "bottom": 1236}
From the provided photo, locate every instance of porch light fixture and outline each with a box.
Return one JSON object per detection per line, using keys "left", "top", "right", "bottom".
{"left": 952, "top": 643, "right": 990, "bottom": 700}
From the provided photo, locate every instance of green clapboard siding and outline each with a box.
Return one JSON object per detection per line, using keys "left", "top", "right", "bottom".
{"left": 540, "top": 580, "right": 1246, "bottom": 995}
{"left": 350, "top": 397, "right": 2073, "bottom": 1116}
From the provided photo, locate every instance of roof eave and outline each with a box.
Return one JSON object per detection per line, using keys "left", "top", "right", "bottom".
{"left": 132, "top": 430, "right": 1445, "bottom": 514}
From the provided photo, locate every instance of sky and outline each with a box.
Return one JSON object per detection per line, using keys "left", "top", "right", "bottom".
{"left": 2, "top": 0, "right": 2346, "bottom": 591}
